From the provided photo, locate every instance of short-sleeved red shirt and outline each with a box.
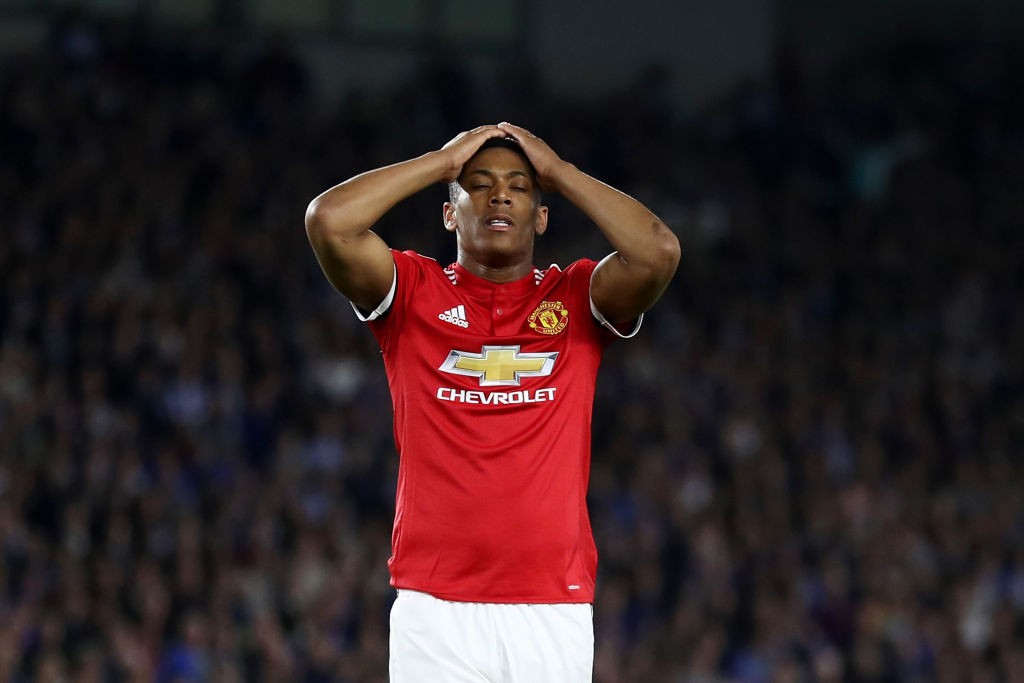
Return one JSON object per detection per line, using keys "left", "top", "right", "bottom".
{"left": 361, "top": 250, "right": 628, "bottom": 603}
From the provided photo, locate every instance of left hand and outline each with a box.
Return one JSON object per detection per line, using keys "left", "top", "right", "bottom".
{"left": 496, "top": 122, "right": 567, "bottom": 192}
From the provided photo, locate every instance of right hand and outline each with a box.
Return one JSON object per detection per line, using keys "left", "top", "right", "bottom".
{"left": 437, "top": 125, "right": 508, "bottom": 182}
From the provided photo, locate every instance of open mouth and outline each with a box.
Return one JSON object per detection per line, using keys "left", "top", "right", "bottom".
{"left": 484, "top": 214, "right": 514, "bottom": 231}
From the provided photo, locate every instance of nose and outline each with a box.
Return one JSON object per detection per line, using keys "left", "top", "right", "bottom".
{"left": 489, "top": 185, "right": 512, "bottom": 205}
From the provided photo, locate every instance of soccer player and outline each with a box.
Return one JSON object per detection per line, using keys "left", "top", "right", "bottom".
{"left": 305, "top": 122, "right": 680, "bottom": 681}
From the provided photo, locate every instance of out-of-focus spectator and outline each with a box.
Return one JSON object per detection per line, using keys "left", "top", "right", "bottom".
{"left": 1, "top": 12, "right": 1022, "bottom": 681}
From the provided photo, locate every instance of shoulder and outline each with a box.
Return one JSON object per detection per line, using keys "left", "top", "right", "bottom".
{"left": 392, "top": 249, "right": 454, "bottom": 282}
{"left": 535, "top": 258, "right": 599, "bottom": 286}
{"left": 538, "top": 258, "right": 599, "bottom": 276}
{"left": 365, "top": 251, "right": 449, "bottom": 335}
{"left": 393, "top": 249, "right": 441, "bottom": 269}
{"left": 543, "top": 258, "right": 644, "bottom": 340}
{"left": 389, "top": 250, "right": 461, "bottom": 316}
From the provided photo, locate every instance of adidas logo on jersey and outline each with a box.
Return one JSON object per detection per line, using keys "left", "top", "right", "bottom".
{"left": 438, "top": 305, "right": 469, "bottom": 328}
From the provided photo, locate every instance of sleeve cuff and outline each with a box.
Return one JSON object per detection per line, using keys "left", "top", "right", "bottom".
{"left": 350, "top": 264, "right": 397, "bottom": 322}
{"left": 590, "top": 297, "right": 643, "bottom": 338}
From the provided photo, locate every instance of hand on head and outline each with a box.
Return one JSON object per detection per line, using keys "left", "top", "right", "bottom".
{"left": 439, "top": 124, "right": 565, "bottom": 192}
{"left": 439, "top": 125, "right": 507, "bottom": 182}
{"left": 495, "top": 122, "right": 565, "bottom": 192}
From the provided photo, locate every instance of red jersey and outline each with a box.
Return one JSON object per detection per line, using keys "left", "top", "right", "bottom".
{"left": 358, "top": 250, "right": 637, "bottom": 604}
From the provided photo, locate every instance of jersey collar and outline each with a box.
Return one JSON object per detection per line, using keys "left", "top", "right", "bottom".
{"left": 450, "top": 262, "right": 540, "bottom": 295}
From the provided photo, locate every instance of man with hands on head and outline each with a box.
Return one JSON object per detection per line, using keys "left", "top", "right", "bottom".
{"left": 305, "top": 122, "right": 679, "bottom": 682}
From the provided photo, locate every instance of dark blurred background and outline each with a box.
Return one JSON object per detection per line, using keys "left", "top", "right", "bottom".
{"left": 1, "top": 1, "right": 1023, "bottom": 681}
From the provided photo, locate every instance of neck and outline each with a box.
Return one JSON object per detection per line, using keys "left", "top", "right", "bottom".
{"left": 456, "top": 255, "right": 534, "bottom": 283}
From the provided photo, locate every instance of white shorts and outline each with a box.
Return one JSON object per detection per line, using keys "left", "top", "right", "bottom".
{"left": 389, "top": 589, "right": 594, "bottom": 683}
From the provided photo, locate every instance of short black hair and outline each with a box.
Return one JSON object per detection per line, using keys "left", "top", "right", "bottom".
{"left": 476, "top": 136, "right": 535, "bottom": 171}
{"left": 448, "top": 137, "right": 538, "bottom": 203}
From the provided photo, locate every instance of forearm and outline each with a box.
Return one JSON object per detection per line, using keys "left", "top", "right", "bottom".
{"left": 304, "top": 125, "right": 506, "bottom": 311}
{"left": 547, "top": 162, "right": 680, "bottom": 272}
{"left": 305, "top": 150, "right": 451, "bottom": 237}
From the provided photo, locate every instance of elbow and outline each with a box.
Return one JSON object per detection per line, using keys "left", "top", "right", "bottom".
{"left": 305, "top": 190, "right": 369, "bottom": 245}
{"left": 652, "top": 222, "right": 682, "bottom": 278}
{"left": 617, "top": 221, "right": 681, "bottom": 284}
{"left": 305, "top": 195, "right": 355, "bottom": 248}
{"left": 304, "top": 196, "right": 331, "bottom": 239}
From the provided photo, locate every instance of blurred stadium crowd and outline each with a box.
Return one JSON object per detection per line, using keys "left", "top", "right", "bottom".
{"left": 1, "top": 11, "right": 1023, "bottom": 683}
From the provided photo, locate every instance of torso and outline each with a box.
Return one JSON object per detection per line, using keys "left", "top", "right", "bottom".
{"left": 364, "top": 250, "right": 615, "bottom": 603}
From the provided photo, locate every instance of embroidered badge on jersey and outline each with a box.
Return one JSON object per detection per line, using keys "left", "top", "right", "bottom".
{"left": 527, "top": 300, "right": 569, "bottom": 335}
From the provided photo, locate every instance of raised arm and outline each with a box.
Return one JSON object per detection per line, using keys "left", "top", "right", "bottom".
{"left": 497, "top": 122, "right": 680, "bottom": 325}
{"left": 305, "top": 125, "right": 507, "bottom": 311}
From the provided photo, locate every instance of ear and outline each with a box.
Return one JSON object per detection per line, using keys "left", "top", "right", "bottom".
{"left": 534, "top": 205, "right": 549, "bottom": 236}
{"left": 443, "top": 202, "right": 458, "bottom": 233}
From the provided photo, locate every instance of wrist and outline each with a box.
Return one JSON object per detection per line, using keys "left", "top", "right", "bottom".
{"left": 420, "top": 149, "right": 459, "bottom": 184}
{"left": 540, "top": 160, "right": 577, "bottom": 194}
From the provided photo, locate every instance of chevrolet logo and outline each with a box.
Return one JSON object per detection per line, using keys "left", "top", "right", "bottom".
{"left": 439, "top": 346, "right": 558, "bottom": 386}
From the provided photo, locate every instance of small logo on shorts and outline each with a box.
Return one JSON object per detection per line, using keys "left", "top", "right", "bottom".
{"left": 568, "top": 584, "right": 581, "bottom": 591}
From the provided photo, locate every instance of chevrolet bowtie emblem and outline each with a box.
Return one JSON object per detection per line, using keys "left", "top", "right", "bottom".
{"left": 439, "top": 346, "right": 558, "bottom": 386}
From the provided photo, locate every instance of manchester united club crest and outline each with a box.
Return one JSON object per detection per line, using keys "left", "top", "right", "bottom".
{"left": 528, "top": 300, "right": 569, "bottom": 335}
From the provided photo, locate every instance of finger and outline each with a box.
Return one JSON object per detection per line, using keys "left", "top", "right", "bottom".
{"left": 451, "top": 125, "right": 499, "bottom": 144}
{"left": 500, "top": 127, "right": 547, "bottom": 153}
{"left": 472, "top": 124, "right": 503, "bottom": 136}
{"left": 468, "top": 126, "right": 506, "bottom": 145}
{"left": 497, "top": 122, "right": 534, "bottom": 140}
{"left": 445, "top": 126, "right": 502, "bottom": 152}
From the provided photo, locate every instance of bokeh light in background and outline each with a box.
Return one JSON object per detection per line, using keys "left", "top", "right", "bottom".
{"left": 1, "top": 1, "right": 1022, "bottom": 681}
